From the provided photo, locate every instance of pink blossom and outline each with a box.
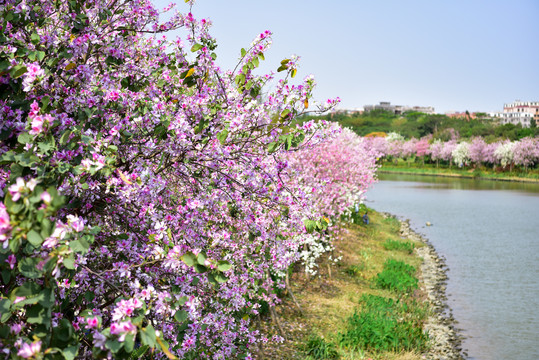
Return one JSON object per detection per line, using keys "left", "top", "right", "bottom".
{"left": 7, "top": 177, "right": 26, "bottom": 201}
{"left": 13, "top": 296, "right": 26, "bottom": 304}
{"left": 40, "top": 191, "right": 51, "bottom": 204}
{"left": 0, "top": 203, "right": 11, "bottom": 248}
{"left": 17, "top": 341, "right": 41, "bottom": 359}
{"left": 67, "top": 215, "right": 84, "bottom": 232}
{"left": 110, "top": 321, "right": 136, "bottom": 342}
{"left": 86, "top": 316, "right": 99, "bottom": 329}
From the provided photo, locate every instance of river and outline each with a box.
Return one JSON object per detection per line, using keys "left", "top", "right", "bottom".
{"left": 366, "top": 173, "right": 539, "bottom": 360}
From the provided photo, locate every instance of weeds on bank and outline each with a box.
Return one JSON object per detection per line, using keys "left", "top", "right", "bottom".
{"left": 339, "top": 295, "right": 429, "bottom": 353}
{"left": 375, "top": 259, "right": 419, "bottom": 294}
{"left": 304, "top": 335, "right": 340, "bottom": 360}
{"left": 383, "top": 239, "right": 415, "bottom": 254}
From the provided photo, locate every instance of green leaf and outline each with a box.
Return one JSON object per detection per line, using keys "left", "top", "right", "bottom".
{"left": 194, "top": 264, "right": 207, "bottom": 273}
{"left": 59, "top": 130, "right": 72, "bottom": 145}
{"left": 217, "top": 261, "right": 232, "bottom": 272}
{"left": 217, "top": 129, "right": 228, "bottom": 145}
{"left": 240, "top": 48, "right": 247, "bottom": 57}
{"left": 130, "top": 345, "right": 150, "bottom": 360}
{"left": 215, "top": 273, "right": 227, "bottom": 283}
{"left": 304, "top": 219, "right": 316, "bottom": 234}
{"left": 197, "top": 252, "right": 207, "bottom": 266}
{"left": 62, "top": 345, "right": 79, "bottom": 360}
{"left": 69, "top": 237, "right": 90, "bottom": 254}
{"left": 140, "top": 324, "right": 157, "bottom": 347}
{"left": 0, "top": 299, "right": 12, "bottom": 323}
{"left": 191, "top": 43, "right": 203, "bottom": 52}
{"left": 26, "top": 304, "right": 50, "bottom": 325}
{"left": 1, "top": 270, "right": 10, "bottom": 284}
{"left": 174, "top": 296, "right": 188, "bottom": 307}
{"left": 267, "top": 141, "right": 279, "bottom": 154}
{"left": 37, "top": 288, "right": 55, "bottom": 308}
{"left": 55, "top": 318, "right": 74, "bottom": 342}
{"left": 124, "top": 333, "right": 135, "bottom": 353}
{"left": 280, "top": 109, "right": 291, "bottom": 120}
{"left": 17, "top": 132, "right": 32, "bottom": 144}
{"left": 174, "top": 310, "right": 188, "bottom": 323}
{"left": 291, "top": 68, "right": 297, "bottom": 78}
{"left": 280, "top": 59, "right": 290, "bottom": 65}
{"left": 181, "top": 252, "right": 196, "bottom": 267}
{"left": 27, "top": 230, "right": 44, "bottom": 247}
{"left": 63, "top": 254, "right": 76, "bottom": 270}
{"left": 10, "top": 65, "right": 27, "bottom": 79}
{"left": 18, "top": 258, "right": 42, "bottom": 279}
{"left": 105, "top": 339, "right": 123, "bottom": 353}
{"left": 31, "top": 33, "right": 40, "bottom": 44}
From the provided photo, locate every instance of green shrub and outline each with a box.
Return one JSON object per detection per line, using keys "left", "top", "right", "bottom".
{"left": 304, "top": 334, "right": 340, "bottom": 359}
{"left": 339, "top": 295, "right": 429, "bottom": 352}
{"left": 375, "top": 259, "right": 418, "bottom": 293}
{"left": 383, "top": 238, "right": 415, "bottom": 254}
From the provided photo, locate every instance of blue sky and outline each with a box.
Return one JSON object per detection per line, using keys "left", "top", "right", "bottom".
{"left": 153, "top": 0, "right": 539, "bottom": 113}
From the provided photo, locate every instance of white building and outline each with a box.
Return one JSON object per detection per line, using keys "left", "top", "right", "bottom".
{"left": 363, "top": 101, "right": 435, "bottom": 115}
{"left": 502, "top": 100, "right": 539, "bottom": 127}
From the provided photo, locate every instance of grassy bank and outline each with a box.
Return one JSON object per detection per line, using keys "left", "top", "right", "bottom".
{"left": 258, "top": 211, "right": 431, "bottom": 360}
{"left": 380, "top": 160, "right": 539, "bottom": 182}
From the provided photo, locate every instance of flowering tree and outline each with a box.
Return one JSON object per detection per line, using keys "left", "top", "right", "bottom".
{"left": 451, "top": 142, "right": 470, "bottom": 167}
{"left": 494, "top": 141, "right": 516, "bottom": 168}
{"left": 0, "top": 1, "right": 355, "bottom": 359}
{"left": 427, "top": 140, "right": 443, "bottom": 167}
{"left": 512, "top": 137, "right": 539, "bottom": 170}
{"left": 468, "top": 137, "right": 487, "bottom": 166}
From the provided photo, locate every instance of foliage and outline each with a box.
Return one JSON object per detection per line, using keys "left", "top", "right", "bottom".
{"left": 315, "top": 110, "right": 539, "bottom": 140}
{"left": 375, "top": 259, "right": 418, "bottom": 294}
{"left": 0, "top": 1, "right": 380, "bottom": 359}
{"left": 339, "top": 294, "right": 429, "bottom": 352}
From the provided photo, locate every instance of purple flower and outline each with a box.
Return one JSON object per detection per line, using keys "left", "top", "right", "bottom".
{"left": 5, "top": 254, "right": 16, "bottom": 269}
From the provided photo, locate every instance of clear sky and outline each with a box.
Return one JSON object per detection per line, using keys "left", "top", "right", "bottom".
{"left": 152, "top": 0, "right": 539, "bottom": 114}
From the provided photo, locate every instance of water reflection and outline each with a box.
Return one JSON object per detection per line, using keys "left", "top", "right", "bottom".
{"left": 379, "top": 172, "right": 539, "bottom": 194}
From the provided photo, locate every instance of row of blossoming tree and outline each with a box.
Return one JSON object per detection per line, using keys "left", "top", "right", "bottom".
{"left": 0, "top": 1, "right": 379, "bottom": 359}
{"left": 367, "top": 133, "right": 539, "bottom": 170}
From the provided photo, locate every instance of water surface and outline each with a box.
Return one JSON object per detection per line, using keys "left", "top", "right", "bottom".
{"left": 366, "top": 173, "right": 539, "bottom": 360}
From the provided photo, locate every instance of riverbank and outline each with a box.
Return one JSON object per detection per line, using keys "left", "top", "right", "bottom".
{"left": 255, "top": 211, "right": 463, "bottom": 359}
{"left": 380, "top": 163, "right": 539, "bottom": 183}
{"left": 400, "top": 219, "right": 464, "bottom": 360}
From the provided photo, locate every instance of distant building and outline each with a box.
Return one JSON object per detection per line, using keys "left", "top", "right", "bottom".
{"left": 363, "top": 101, "right": 435, "bottom": 115}
{"left": 502, "top": 100, "right": 539, "bottom": 127}
{"left": 445, "top": 111, "right": 477, "bottom": 120}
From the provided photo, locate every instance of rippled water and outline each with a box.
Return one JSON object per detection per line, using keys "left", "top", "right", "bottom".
{"left": 366, "top": 174, "right": 539, "bottom": 360}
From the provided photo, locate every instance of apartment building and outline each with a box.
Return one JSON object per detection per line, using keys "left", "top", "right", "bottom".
{"left": 502, "top": 100, "right": 539, "bottom": 127}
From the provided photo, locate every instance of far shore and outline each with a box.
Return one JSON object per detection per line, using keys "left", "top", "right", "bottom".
{"left": 379, "top": 168, "right": 539, "bottom": 183}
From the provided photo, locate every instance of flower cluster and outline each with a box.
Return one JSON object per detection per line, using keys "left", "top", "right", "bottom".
{"left": 0, "top": 1, "right": 377, "bottom": 359}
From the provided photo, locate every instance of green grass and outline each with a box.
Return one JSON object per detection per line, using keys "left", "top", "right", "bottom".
{"left": 383, "top": 239, "right": 415, "bottom": 254}
{"left": 339, "top": 294, "right": 429, "bottom": 353}
{"left": 304, "top": 334, "right": 340, "bottom": 359}
{"left": 375, "top": 259, "right": 418, "bottom": 294}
